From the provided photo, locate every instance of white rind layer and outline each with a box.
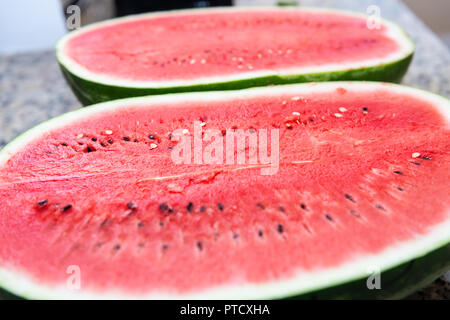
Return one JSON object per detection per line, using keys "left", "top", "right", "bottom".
{"left": 0, "top": 82, "right": 448, "bottom": 299}
{"left": 56, "top": 7, "right": 415, "bottom": 88}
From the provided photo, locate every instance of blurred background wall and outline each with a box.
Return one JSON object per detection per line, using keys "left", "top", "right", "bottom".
{"left": 403, "top": 0, "right": 450, "bottom": 48}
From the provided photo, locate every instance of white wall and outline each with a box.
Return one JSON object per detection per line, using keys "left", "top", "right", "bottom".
{"left": 0, "top": 0, "right": 67, "bottom": 54}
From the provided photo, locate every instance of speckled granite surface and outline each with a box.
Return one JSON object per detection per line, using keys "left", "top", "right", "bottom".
{"left": 0, "top": 0, "right": 448, "bottom": 299}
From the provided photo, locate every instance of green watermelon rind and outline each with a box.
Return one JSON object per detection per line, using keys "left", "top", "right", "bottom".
{"left": 295, "top": 244, "right": 450, "bottom": 300}
{"left": 56, "top": 7, "right": 415, "bottom": 105}
{"left": 59, "top": 54, "right": 414, "bottom": 106}
{"left": 0, "top": 82, "right": 448, "bottom": 300}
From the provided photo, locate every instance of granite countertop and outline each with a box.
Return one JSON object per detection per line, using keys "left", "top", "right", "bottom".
{"left": 0, "top": 0, "right": 448, "bottom": 299}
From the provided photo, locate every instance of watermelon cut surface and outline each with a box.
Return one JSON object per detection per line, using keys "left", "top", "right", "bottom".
{"left": 0, "top": 82, "right": 449, "bottom": 299}
{"left": 57, "top": 7, "right": 414, "bottom": 105}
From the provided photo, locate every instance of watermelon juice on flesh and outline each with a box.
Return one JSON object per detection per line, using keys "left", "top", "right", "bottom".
{"left": 57, "top": 7, "right": 414, "bottom": 105}
{"left": 0, "top": 82, "right": 449, "bottom": 299}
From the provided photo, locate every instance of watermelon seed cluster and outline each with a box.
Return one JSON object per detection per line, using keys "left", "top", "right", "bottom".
{"left": 32, "top": 118, "right": 438, "bottom": 257}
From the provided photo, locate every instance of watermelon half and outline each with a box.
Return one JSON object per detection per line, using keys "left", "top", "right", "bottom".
{"left": 0, "top": 82, "right": 449, "bottom": 299}
{"left": 56, "top": 7, "right": 414, "bottom": 105}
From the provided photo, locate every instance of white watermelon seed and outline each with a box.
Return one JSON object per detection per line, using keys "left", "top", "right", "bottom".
{"left": 412, "top": 152, "right": 421, "bottom": 158}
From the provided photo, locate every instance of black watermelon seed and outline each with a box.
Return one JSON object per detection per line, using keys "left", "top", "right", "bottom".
{"left": 123, "top": 136, "right": 130, "bottom": 141}
{"left": 114, "top": 244, "right": 121, "bottom": 251}
{"left": 421, "top": 156, "right": 431, "bottom": 160}
{"left": 138, "top": 221, "right": 145, "bottom": 228}
{"left": 393, "top": 171, "right": 403, "bottom": 175}
{"left": 127, "top": 202, "right": 137, "bottom": 210}
{"left": 277, "top": 224, "right": 284, "bottom": 233}
{"left": 61, "top": 204, "right": 72, "bottom": 212}
{"left": 61, "top": 143, "right": 68, "bottom": 146}
{"left": 233, "top": 233, "right": 239, "bottom": 239}
{"left": 168, "top": 146, "right": 173, "bottom": 150}
{"left": 162, "top": 244, "right": 168, "bottom": 251}
{"left": 96, "top": 242, "right": 103, "bottom": 248}
{"left": 100, "top": 219, "right": 109, "bottom": 228}
{"left": 375, "top": 204, "right": 386, "bottom": 211}
{"left": 258, "top": 230, "right": 263, "bottom": 237}
{"left": 187, "top": 202, "right": 194, "bottom": 212}
{"left": 86, "top": 146, "right": 94, "bottom": 153}
{"left": 325, "top": 214, "right": 334, "bottom": 222}
{"left": 37, "top": 199, "right": 48, "bottom": 207}
{"left": 344, "top": 194, "right": 355, "bottom": 202}
{"left": 148, "top": 135, "right": 155, "bottom": 140}
{"left": 300, "top": 203, "right": 308, "bottom": 210}
{"left": 199, "top": 206, "right": 206, "bottom": 212}
{"left": 78, "top": 142, "right": 83, "bottom": 146}
{"left": 107, "top": 139, "right": 113, "bottom": 144}
{"left": 100, "top": 142, "right": 106, "bottom": 147}
{"left": 91, "top": 137, "right": 97, "bottom": 142}
{"left": 217, "top": 203, "right": 224, "bottom": 211}
{"left": 134, "top": 138, "right": 138, "bottom": 142}
{"left": 278, "top": 206, "right": 285, "bottom": 212}
{"left": 413, "top": 162, "right": 421, "bottom": 166}
{"left": 397, "top": 186, "right": 404, "bottom": 191}
{"left": 256, "top": 202, "right": 265, "bottom": 210}
{"left": 159, "top": 203, "right": 170, "bottom": 212}
{"left": 197, "top": 241, "right": 203, "bottom": 250}
{"left": 362, "top": 107, "right": 369, "bottom": 112}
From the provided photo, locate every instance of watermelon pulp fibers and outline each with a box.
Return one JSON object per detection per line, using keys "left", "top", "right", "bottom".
{"left": 57, "top": 7, "right": 414, "bottom": 104}
{"left": 0, "top": 82, "right": 448, "bottom": 299}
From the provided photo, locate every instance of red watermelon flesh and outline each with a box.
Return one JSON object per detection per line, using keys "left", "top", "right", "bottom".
{"left": 0, "top": 82, "right": 449, "bottom": 299}
{"left": 63, "top": 8, "right": 408, "bottom": 82}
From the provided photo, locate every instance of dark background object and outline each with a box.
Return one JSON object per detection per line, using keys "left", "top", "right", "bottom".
{"left": 115, "top": 0, "right": 233, "bottom": 17}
